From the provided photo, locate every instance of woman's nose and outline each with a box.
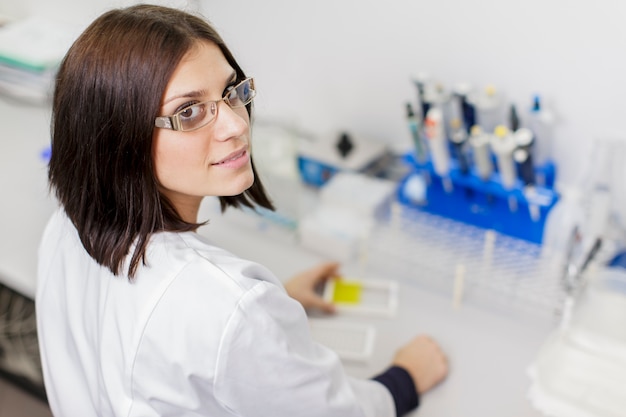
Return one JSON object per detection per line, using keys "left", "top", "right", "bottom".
{"left": 212, "top": 101, "right": 249, "bottom": 141}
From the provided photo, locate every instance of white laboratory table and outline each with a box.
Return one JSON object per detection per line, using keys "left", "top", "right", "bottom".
{"left": 1, "top": 95, "right": 557, "bottom": 416}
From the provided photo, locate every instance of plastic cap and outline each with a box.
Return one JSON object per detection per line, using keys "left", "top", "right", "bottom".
{"left": 406, "top": 103, "right": 415, "bottom": 118}
{"left": 485, "top": 84, "right": 497, "bottom": 97}
{"left": 494, "top": 125, "right": 509, "bottom": 138}
{"left": 470, "top": 125, "right": 482, "bottom": 136}
{"left": 411, "top": 72, "right": 430, "bottom": 83}
{"left": 515, "top": 128, "right": 534, "bottom": 146}
{"left": 532, "top": 94, "right": 541, "bottom": 112}
{"left": 513, "top": 148, "right": 529, "bottom": 163}
{"left": 454, "top": 82, "right": 472, "bottom": 96}
{"left": 425, "top": 107, "right": 443, "bottom": 122}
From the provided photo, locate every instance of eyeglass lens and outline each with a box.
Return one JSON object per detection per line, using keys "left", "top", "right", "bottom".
{"left": 177, "top": 78, "right": 255, "bottom": 131}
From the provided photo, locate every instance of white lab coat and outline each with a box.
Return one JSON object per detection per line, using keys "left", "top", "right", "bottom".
{"left": 36, "top": 209, "right": 395, "bottom": 417}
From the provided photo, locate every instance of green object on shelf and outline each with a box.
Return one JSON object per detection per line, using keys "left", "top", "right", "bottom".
{"left": 0, "top": 16, "right": 80, "bottom": 72}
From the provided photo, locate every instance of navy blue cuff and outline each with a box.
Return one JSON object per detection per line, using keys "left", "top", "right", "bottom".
{"left": 372, "top": 366, "right": 419, "bottom": 417}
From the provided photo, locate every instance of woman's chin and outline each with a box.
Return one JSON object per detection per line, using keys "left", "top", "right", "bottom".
{"left": 224, "top": 175, "right": 255, "bottom": 197}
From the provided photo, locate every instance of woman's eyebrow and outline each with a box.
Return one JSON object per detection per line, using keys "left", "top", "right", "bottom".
{"left": 163, "top": 89, "right": 207, "bottom": 105}
{"left": 163, "top": 71, "right": 238, "bottom": 105}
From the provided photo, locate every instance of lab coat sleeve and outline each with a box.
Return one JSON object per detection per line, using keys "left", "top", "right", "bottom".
{"left": 213, "top": 280, "right": 396, "bottom": 417}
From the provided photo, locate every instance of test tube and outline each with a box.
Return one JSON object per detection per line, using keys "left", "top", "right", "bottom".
{"left": 424, "top": 107, "right": 452, "bottom": 192}
{"left": 424, "top": 82, "right": 454, "bottom": 138}
{"left": 452, "top": 264, "right": 466, "bottom": 309}
{"left": 527, "top": 94, "right": 554, "bottom": 169}
{"left": 406, "top": 103, "right": 428, "bottom": 164}
{"left": 481, "top": 229, "right": 496, "bottom": 277}
{"left": 453, "top": 83, "right": 476, "bottom": 134}
{"left": 491, "top": 125, "right": 518, "bottom": 211}
{"left": 523, "top": 187, "right": 541, "bottom": 222}
{"left": 513, "top": 128, "right": 535, "bottom": 185}
{"left": 449, "top": 118, "right": 469, "bottom": 174}
{"left": 469, "top": 125, "right": 493, "bottom": 181}
{"left": 588, "top": 186, "right": 611, "bottom": 239}
{"left": 491, "top": 125, "right": 517, "bottom": 189}
{"left": 508, "top": 104, "right": 520, "bottom": 132}
{"left": 411, "top": 72, "right": 431, "bottom": 119}
{"left": 472, "top": 85, "right": 504, "bottom": 134}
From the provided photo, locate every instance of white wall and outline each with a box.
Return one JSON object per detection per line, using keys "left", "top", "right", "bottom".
{"left": 3, "top": 0, "right": 625, "bottom": 187}
{"left": 0, "top": 0, "right": 196, "bottom": 24}
{"left": 198, "top": 0, "right": 626, "bottom": 188}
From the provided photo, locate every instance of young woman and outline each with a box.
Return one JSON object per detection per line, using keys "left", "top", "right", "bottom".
{"left": 36, "top": 5, "right": 447, "bottom": 417}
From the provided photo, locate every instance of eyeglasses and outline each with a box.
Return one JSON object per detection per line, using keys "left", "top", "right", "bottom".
{"left": 154, "top": 77, "right": 256, "bottom": 132}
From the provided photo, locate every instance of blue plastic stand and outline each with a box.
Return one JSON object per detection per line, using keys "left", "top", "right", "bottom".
{"left": 297, "top": 155, "right": 339, "bottom": 187}
{"left": 397, "top": 152, "right": 559, "bottom": 244}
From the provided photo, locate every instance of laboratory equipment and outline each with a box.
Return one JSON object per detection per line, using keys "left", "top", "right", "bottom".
{"left": 397, "top": 149, "right": 558, "bottom": 243}
{"left": 527, "top": 94, "right": 555, "bottom": 169}
{"left": 406, "top": 102, "right": 428, "bottom": 164}
{"left": 411, "top": 72, "right": 431, "bottom": 118}
{"left": 422, "top": 81, "right": 449, "bottom": 122}
{"left": 508, "top": 104, "right": 520, "bottom": 132}
{"left": 424, "top": 107, "right": 452, "bottom": 191}
{"left": 513, "top": 127, "right": 536, "bottom": 185}
{"left": 470, "top": 84, "right": 504, "bottom": 134}
{"left": 449, "top": 118, "right": 469, "bottom": 175}
{"left": 0, "top": 17, "right": 81, "bottom": 103}
{"left": 529, "top": 266, "right": 626, "bottom": 417}
{"left": 452, "top": 82, "right": 476, "bottom": 133}
{"left": 491, "top": 125, "right": 519, "bottom": 212}
{"left": 323, "top": 277, "right": 398, "bottom": 318}
{"left": 491, "top": 125, "right": 518, "bottom": 190}
{"left": 468, "top": 125, "right": 494, "bottom": 181}
{"left": 308, "top": 319, "right": 376, "bottom": 362}
{"left": 298, "top": 172, "right": 396, "bottom": 261}
{"left": 297, "top": 131, "right": 390, "bottom": 187}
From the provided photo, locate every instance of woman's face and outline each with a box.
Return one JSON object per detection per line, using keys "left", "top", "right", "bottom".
{"left": 153, "top": 41, "right": 254, "bottom": 221}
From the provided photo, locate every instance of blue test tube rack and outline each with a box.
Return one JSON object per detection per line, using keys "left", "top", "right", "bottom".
{"left": 397, "top": 152, "right": 559, "bottom": 244}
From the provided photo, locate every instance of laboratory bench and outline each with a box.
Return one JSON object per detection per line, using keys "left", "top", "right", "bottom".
{"left": 0, "top": 95, "right": 563, "bottom": 416}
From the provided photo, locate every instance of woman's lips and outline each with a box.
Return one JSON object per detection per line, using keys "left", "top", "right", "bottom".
{"left": 212, "top": 149, "right": 249, "bottom": 168}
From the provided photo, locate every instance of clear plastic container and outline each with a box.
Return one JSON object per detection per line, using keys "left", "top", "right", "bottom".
{"left": 529, "top": 267, "right": 626, "bottom": 417}
{"left": 567, "top": 267, "right": 626, "bottom": 355}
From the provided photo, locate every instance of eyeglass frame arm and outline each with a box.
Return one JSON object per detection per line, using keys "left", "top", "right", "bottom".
{"left": 154, "top": 116, "right": 180, "bottom": 131}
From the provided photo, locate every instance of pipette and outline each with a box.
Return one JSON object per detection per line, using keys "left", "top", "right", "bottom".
{"left": 527, "top": 94, "right": 554, "bottom": 170}
{"left": 513, "top": 128, "right": 536, "bottom": 185}
{"left": 452, "top": 263, "right": 466, "bottom": 309}
{"left": 492, "top": 125, "right": 517, "bottom": 188}
{"left": 508, "top": 104, "right": 520, "bottom": 131}
{"left": 449, "top": 118, "right": 469, "bottom": 174}
{"left": 406, "top": 103, "right": 428, "bottom": 164}
{"left": 424, "top": 107, "right": 452, "bottom": 192}
{"left": 472, "top": 84, "right": 503, "bottom": 134}
{"left": 453, "top": 83, "right": 476, "bottom": 134}
{"left": 411, "top": 72, "right": 431, "bottom": 119}
{"left": 469, "top": 125, "right": 493, "bottom": 181}
{"left": 491, "top": 125, "right": 518, "bottom": 211}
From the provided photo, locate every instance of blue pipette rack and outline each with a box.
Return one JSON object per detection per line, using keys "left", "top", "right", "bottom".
{"left": 397, "top": 152, "right": 559, "bottom": 244}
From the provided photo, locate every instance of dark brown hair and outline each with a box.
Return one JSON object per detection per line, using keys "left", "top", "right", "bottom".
{"left": 49, "top": 5, "right": 273, "bottom": 278}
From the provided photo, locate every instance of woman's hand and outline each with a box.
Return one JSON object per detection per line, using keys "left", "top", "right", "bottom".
{"left": 284, "top": 262, "right": 339, "bottom": 314}
{"left": 392, "top": 335, "right": 449, "bottom": 394}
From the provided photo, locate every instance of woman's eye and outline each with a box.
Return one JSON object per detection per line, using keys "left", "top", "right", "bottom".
{"left": 224, "top": 86, "right": 237, "bottom": 101}
{"left": 238, "top": 83, "right": 250, "bottom": 101}
{"left": 179, "top": 103, "right": 205, "bottom": 120}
